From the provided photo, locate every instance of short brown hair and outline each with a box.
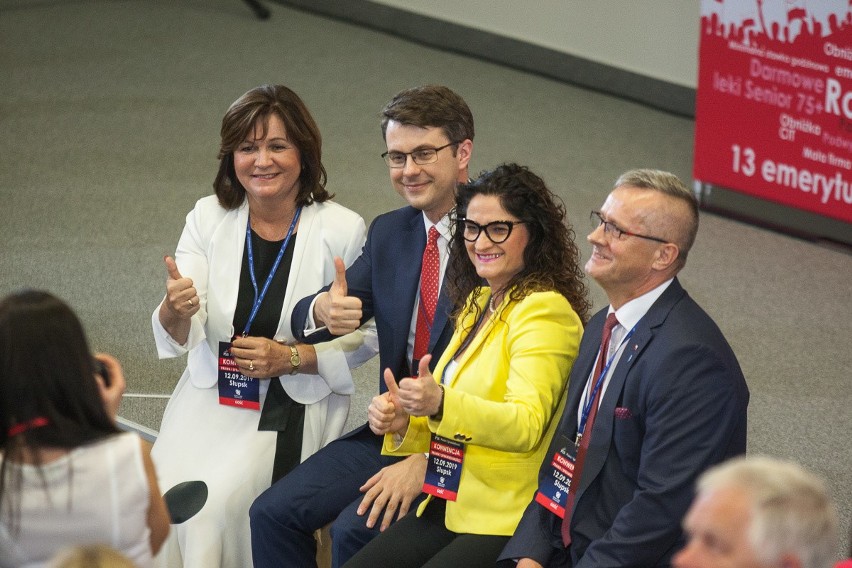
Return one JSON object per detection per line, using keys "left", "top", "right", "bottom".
{"left": 380, "top": 85, "right": 474, "bottom": 147}
{"left": 213, "top": 85, "right": 332, "bottom": 209}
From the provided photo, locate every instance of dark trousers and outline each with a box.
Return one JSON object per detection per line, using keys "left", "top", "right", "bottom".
{"left": 249, "top": 426, "right": 402, "bottom": 568}
{"left": 343, "top": 499, "right": 510, "bottom": 568}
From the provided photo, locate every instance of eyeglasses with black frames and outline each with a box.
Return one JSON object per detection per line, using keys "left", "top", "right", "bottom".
{"left": 381, "top": 142, "right": 458, "bottom": 168}
{"left": 590, "top": 211, "right": 668, "bottom": 244}
{"left": 458, "top": 219, "right": 525, "bottom": 244}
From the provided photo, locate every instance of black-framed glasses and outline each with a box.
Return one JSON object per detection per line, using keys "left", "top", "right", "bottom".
{"left": 458, "top": 219, "right": 524, "bottom": 244}
{"left": 381, "top": 142, "right": 458, "bottom": 168}
{"left": 590, "top": 211, "right": 668, "bottom": 244}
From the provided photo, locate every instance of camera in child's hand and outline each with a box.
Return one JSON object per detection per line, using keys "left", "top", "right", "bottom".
{"left": 93, "top": 358, "right": 111, "bottom": 387}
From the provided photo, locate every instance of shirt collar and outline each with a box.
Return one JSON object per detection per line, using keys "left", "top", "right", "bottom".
{"left": 422, "top": 210, "right": 453, "bottom": 241}
{"left": 610, "top": 278, "right": 674, "bottom": 330}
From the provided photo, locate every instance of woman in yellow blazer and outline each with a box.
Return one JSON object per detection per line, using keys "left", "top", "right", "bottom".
{"left": 344, "top": 163, "right": 592, "bottom": 568}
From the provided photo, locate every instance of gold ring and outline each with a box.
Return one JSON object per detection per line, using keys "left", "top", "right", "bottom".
{"left": 248, "top": 360, "right": 255, "bottom": 371}
{"left": 187, "top": 299, "right": 194, "bottom": 307}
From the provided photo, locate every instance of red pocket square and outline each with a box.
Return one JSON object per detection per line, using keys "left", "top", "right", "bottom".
{"left": 614, "top": 407, "right": 633, "bottom": 419}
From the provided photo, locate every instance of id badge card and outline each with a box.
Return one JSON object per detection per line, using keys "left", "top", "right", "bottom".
{"left": 534, "top": 436, "right": 576, "bottom": 518}
{"left": 217, "top": 340, "right": 260, "bottom": 410}
{"left": 422, "top": 434, "right": 465, "bottom": 501}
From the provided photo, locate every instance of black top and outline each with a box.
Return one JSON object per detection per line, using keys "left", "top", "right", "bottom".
{"left": 233, "top": 229, "right": 296, "bottom": 337}
{"left": 232, "top": 228, "right": 305, "bottom": 483}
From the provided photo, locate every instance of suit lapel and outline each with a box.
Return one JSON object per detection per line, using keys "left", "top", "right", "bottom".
{"left": 575, "top": 327, "right": 651, "bottom": 497}
{"left": 430, "top": 279, "right": 453, "bottom": 352}
{"left": 207, "top": 202, "right": 249, "bottom": 343}
{"left": 574, "top": 279, "right": 687, "bottom": 498}
{"left": 387, "top": 211, "right": 426, "bottom": 373}
{"left": 275, "top": 204, "right": 315, "bottom": 340}
{"left": 444, "top": 293, "right": 495, "bottom": 387}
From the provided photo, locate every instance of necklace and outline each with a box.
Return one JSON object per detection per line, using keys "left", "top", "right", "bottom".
{"left": 489, "top": 293, "right": 500, "bottom": 314}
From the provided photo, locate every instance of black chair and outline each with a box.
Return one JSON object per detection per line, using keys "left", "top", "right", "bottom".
{"left": 163, "top": 481, "right": 209, "bottom": 524}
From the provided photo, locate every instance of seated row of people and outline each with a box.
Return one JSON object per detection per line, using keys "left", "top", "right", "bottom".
{"left": 0, "top": 83, "right": 842, "bottom": 568}
{"left": 0, "top": 289, "right": 840, "bottom": 568}
{"left": 241, "top": 83, "right": 751, "bottom": 568}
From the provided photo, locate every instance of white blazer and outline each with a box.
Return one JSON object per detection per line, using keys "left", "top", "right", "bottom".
{"left": 152, "top": 195, "right": 378, "bottom": 405}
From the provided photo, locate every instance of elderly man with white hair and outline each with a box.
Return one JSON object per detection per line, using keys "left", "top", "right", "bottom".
{"left": 674, "top": 456, "right": 839, "bottom": 568}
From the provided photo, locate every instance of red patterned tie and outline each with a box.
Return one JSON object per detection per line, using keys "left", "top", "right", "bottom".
{"left": 561, "top": 313, "right": 619, "bottom": 546}
{"left": 412, "top": 226, "right": 440, "bottom": 373}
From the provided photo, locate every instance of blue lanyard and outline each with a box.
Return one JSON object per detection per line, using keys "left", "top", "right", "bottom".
{"left": 576, "top": 324, "right": 637, "bottom": 446}
{"left": 242, "top": 207, "right": 301, "bottom": 336}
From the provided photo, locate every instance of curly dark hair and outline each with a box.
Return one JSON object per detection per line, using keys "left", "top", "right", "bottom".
{"left": 213, "top": 84, "right": 332, "bottom": 209}
{"left": 448, "top": 163, "right": 591, "bottom": 330}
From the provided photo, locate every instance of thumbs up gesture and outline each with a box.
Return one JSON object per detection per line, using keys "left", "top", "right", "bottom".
{"left": 163, "top": 255, "right": 199, "bottom": 318}
{"left": 367, "top": 368, "right": 411, "bottom": 436}
{"left": 396, "top": 356, "right": 443, "bottom": 417}
{"left": 314, "top": 256, "right": 363, "bottom": 335}
{"left": 330, "top": 256, "right": 349, "bottom": 298}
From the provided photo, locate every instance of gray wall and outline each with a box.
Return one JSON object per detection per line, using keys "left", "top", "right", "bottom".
{"left": 370, "top": 1, "right": 700, "bottom": 87}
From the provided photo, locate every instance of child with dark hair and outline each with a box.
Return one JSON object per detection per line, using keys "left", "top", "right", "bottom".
{"left": 0, "top": 290, "right": 169, "bottom": 568}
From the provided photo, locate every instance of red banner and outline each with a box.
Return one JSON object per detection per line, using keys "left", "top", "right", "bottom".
{"left": 694, "top": 0, "right": 852, "bottom": 224}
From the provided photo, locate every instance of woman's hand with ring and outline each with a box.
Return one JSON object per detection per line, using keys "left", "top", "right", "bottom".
{"left": 163, "top": 255, "right": 199, "bottom": 318}
{"left": 230, "top": 335, "right": 288, "bottom": 378}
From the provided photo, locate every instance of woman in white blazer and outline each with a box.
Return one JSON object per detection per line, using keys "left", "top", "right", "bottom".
{"left": 150, "top": 85, "right": 377, "bottom": 568}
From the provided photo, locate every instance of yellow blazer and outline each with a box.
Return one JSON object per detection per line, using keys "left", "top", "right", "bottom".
{"left": 383, "top": 288, "right": 582, "bottom": 536}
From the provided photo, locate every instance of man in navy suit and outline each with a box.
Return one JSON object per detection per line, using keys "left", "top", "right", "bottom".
{"left": 500, "top": 169, "right": 749, "bottom": 568}
{"left": 250, "top": 85, "right": 474, "bottom": 568}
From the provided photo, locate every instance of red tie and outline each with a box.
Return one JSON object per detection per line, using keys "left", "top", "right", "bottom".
{"left": 413, "top": 226, "right": 440, "bottom": 372}
{"left": 561, "top": 312, "right": 619, "bottom": 546}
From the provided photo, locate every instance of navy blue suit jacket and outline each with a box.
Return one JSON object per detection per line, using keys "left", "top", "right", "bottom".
{"left": 292, "top": 205, "right": 454, "bottom": 396}
{"left": 500, "top": 278, "right": 749, "bottom": 568}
